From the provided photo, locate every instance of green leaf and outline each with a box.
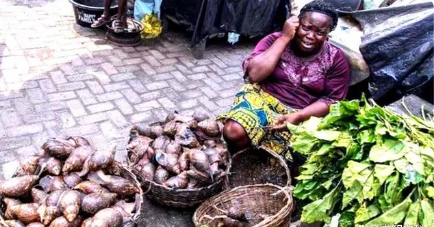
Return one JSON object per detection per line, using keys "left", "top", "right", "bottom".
{"left": 394, "top": 158, "right": 410, "bottom": 174}
{"left": 358, "top": 129, "right": 375, "bottom": 144}
{"left": 342, "top": 181, "right": 363, "bottom": 208}
{"left": 339, "top": 211, "right": 355, "bottom": 227}
{"left": 365, "top": 195, "right": 411, "bottom": 226}
{"left": 309, "top": 144, "right": 332, "bottom": 162}
{"left": 301, "top": 184, "right": 341, "bottom": 223}
{"left": 342, "top": 161, "right": 372, "bottom": 188}
{"left": 426, "top": 186, "right": 434, "bottom": 198}
{"left": 318, "top": 100, "right": 360, "bottom": 130}
{"left": 378, "top": 173, "right": 408, "bottom": 212}
{"left": 369, "top": 139, "right": 406, "bottom": 163}
{"left": 313, "top": 130, "right": 341, "bottom": 141}
{"left": 291, "top": 134, "right": 319, "bottom": 155}
{"left": 332, "top": 132, "right": 352, "bottom": 148}
{"left": 355, "top": 203, "right": 381, "bottom": 223}
{"left": 421, "top": 199, "right": 434, "bottom": 227}
{"left": 404, "top": 142, "right": 426, "bottom": 176}
{"left": 404, "top": 200, "right": 420, "bottom": 226}
{"left": 374, "top": 164, "right": 395, "bottom": 185}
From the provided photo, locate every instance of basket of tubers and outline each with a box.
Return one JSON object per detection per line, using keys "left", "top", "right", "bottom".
{"left": 0, "top": 136, "right": 143, "bottom": 227}
{"left": 127, "top": 110, "right": 231, "bottom": 208}
{"left": 193, "top": 184, "right": 293, "bottom": 227}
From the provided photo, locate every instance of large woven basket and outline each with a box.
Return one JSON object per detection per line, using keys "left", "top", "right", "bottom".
{"left": 140, "top": 155, "right": 232, "bottom": 208}
{"left": 0, "top": 163, "right": 143, "bottom": 227}
{"left": 193, "top": 184, "right": 293, "bottom": 227}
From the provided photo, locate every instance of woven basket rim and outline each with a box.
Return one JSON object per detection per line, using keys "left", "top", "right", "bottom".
{"left": 192, "top": 183, "right": 293, "bottom": 227}
{"left": 229, "top": 146, "right": 291, "bottom": 188}
{"left": 0, "top": 162, "right": 143, "bottom": 226}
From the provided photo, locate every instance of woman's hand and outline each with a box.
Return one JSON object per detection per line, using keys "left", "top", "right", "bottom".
{"left": 282, "top": 16, "right": 300, "bottom": 41}
{"left": 272, "top": 112, "right": 304, "bottom": 131}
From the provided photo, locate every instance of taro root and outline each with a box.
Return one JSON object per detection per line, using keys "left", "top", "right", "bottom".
{"left": 165, "top": 111, "right": 176, "bottom": 123}
{"left": 73, "top": 181, "right": 108, "bottom": 194}
{"left": 152, "top": 135, "right": 171, "bottom": 150}
{"left": 178, "top": 149, "right": 192, "bottom": 172}
{"left": 31, "top": 188, "right": 48, "bottom": 204}
{"left": 81, "top": 218, "right": 92, "bottom": 227}
{"left": 204, "top": 140, "right": 217, "bottom": 148}
{"left": 40, "top": 190, "right": 64, "bottom": 225}
{"left": 88, "top": 170, "right": 139, "bottom": 197}
{"left": 173, "top": 114, "right": 198, "bottom": 129}
{"left": 198, "top": 119, "right": 221, "bottom": 137}
{"left": 164, "top": 172, "right": 188, "bottom": 189}
{"left": 9, "top": 203, "right": 40, "bottom": 224}
{"left": 187, "top": 166, "right": 211, "bottom": 184}
{"left": 133, "top": 162, "right": 156, "bottom": 181}
{"left": 14, "top": 157, "right": 40, "bottom": 177}
{"left": 187, "top": 178, "right": 199, "bottom": 189}
{"left": 81, "top": 192, "right": 117, "bottom": 214}
{"left": 149, "top": 125, "right": 164, "bottom": 139}
{"left": 175, "top": 124, "right": 200, "bottom": 148}
{"left": 192, "top": 109, "right": 210, "bottom": 122}
{"left": 0, "top": 175, "right": 39, "bottom": 197}
{"left": 4, "top": 198, "right": 22, "bottom": 219}
{"left": 163, "top": 120, "right": 179, "bottom": 137}
{"left": 46, "top": 157, "right": 62, "bottom": 176}
{"left": 4, "top": 220, "right": 25, "bottom": 227}
{"left": 88, "top": 208, "right": 123, "bottom": 227}
{"left": 48, "top": 216, "right": 82, "bottom": 227}
{"left": 62, "top": 145, "right": 94, "bottom": 173}
{"left": 26, "top": 223, "right": 45, "bottom": 227}
{"left": 190, "top": 149, "right": 210, "bottom": 173}
{"left": 41, "top": 139, "right": 75, "bottom": 158}
{"left": 63, "top": 172, "right": 83, "bottom": 188}
{"left": 155, "top": 151, "right": 180, "bottom": 174}
{"left": 59, "top": 190, "right": 81, "bottom": 222}
{"left": 40, "top": 176, "right": 68, "bottom": 193}
{"left": 79, "top": 145, "right": 116, "bottom": 177}
{"left": 153, "top": 166, "right": 169, "bottom": 184}
{"left": 130, "top": 124, "right": 151, "bottom": 138}
{"left": 127, "top": 136, "right": 153, "bottom": 166}
{"left": 165, "top": 141, "right": 181, "bottom": 155}
{"left": 215, "top": 216, "right": 246, "bottom": 227}
{"left": 67, "top": 136, "right": 90, "bottom": 147}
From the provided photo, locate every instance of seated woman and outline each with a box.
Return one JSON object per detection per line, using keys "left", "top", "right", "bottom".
{"left": 220, "top": 0, "right": 351, "bottom": 161}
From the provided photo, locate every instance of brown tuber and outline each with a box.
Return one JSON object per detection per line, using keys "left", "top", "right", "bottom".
{"left": 164, "top": 172, "right": 188, "bottom": 189}
{"left": 62, "top": 145, "right": 94, "bottom": 173}
{"left": 31, "top": 188, "right": 48, "bottom": 204}
{"left": 4, "top": 198, "right": 22, "bottom": 219}
{"left": 46, "top": 158, "right": 62, "bottom": 176}
{"left": 73, "top": 181, "right": 108, "bottom": 194}
{"left": 0, "top": 175, "right": 39, "bottom": 197}
{"left": 63, "top": 172, "right": 83, "bottom": 189}
{"left": 9, "top": 203, "right": 40, "bottom": 224}
{"left": 153, "top": 166, "right": 169, "bottom": 184}
{"left": 79, "top": 145, "right": 116, "bottom": 177}
{"left": 81, "top": 192, "right": 117, "bottom": 214}
{"left": 41, "top": 139, "right": 75, "bottom": 159}
{"left": 4, "top": 220, "right": 25, "bottom": 227}
{"left": 198, "top": 119, "right": 221, "bottom": 137}
{"left": 48, "top": 215, "right": 82, "bottom": 227}
{"left": 14, "top": 157, "right": 40, "bottom": 177}
{"left": 59, "top": 190, "right": 82, "bottom": 222}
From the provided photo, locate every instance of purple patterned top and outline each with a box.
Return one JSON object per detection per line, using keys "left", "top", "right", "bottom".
{"left": 243, "top": 32, "right": 351, "bottom": 109}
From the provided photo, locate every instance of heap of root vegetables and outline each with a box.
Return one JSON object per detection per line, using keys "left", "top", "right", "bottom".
{"left": 128, "top": 110, "right": 230, "bottom": 189}
{"left": 0, "top": 136, "right": 140, "bottom": 227}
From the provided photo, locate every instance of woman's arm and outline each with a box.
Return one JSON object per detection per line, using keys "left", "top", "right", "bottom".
{"left": 272, "top": 101, "right": 329, "bottom": 130}
{"left": 246, "top": 16, "right": 299, "bottom": 83}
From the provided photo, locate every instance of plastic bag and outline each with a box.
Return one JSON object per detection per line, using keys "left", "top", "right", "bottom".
{"left": 141, "top": 14, "right": 162, "bottom": 39}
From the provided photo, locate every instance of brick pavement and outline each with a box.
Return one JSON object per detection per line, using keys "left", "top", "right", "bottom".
{"left": 0, "top": 0, "right": 254, "bottom": 179}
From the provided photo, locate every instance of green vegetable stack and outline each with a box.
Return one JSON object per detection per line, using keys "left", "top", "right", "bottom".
{"left": 289, "top": 97, "right": 434, "bottom": 226}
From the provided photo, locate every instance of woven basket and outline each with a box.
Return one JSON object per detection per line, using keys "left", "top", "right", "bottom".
{"left": 0, "top": 163, "right": 143, "bottom": 226}
{"left": 226, "top": 147, "right": 291, "bottom": 189}
{"left": 193, "top": 184, "right": 293, "bottom": 227}
{"left": 140, "top": 155, "right": 232, "bottom": 208}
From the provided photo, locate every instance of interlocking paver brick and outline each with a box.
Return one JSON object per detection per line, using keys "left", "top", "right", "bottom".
{"left": 107, "top": 110, "right": 129, "bottom": 128}
{"left": 104, "top": 82, "right": 130, "bottom": 92}
{"left": 87, "top": 102, "right": 115, "bottom": 113}
{"left": 130, "top": 111, "right": 155, "bottom": 123}
{"left": 114, "top": 99, "right": 134, "bottom": 115}
{"left": 58, "top": 111, "right": 77, "bottom": 128}
{"left": 39, "top": 79, "right": 57, "bottom": 93}
{"left": 27, "top": 88, "right": 47, "bottom": 104}
{"left": 34, "top": 102, "right": 68, "bottom": 112}
{"left": 67, "top": 99, "right": 87, "bottom": 117}
{"left": 77, "top": 112, "right": 108, "bottom": 125}
{"left": 135, "top": 100, "right": 161, "bottom": 112}
{"left": 86, "top": 81, "right": 104, "bottom": 94}
{"left": 96, "top": 91, "right": 123, "bottom": 102}
{"left": 111, "top": 72, "right": 136, "bottom": 82}
{"left": 146, "top": 81, "right": 169, "bottom": 91}
{"left": 57, "top": 81, "right": 86, "bottom": 91}
{"left": 120, "top": 89, "right": 141, "bottom": 104}
{"left": 47, "top": 91, "right": 76, "bottom": 102}
{"left": 76, "top": 89, "right": 98, "bottom": 105}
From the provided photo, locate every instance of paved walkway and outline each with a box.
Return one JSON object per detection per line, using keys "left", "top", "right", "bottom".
{"left": 0, "top": 0, "right": 254, "bottom": 179}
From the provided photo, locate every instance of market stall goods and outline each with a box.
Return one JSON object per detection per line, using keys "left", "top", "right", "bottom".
{"left": 0, "top": 136, "right": 142, "bottom": 227}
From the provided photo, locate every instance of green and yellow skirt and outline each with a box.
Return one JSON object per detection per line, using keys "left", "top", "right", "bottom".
{"left": 218, "top": 84, "right": 295, "bottom": 161}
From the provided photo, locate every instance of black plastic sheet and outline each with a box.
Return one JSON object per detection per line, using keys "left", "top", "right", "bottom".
{"left": 350, "top": 2, "right": 434, "bottom": 101}
{"left": 161, "top": 0, "right": 290, "bottom": 46}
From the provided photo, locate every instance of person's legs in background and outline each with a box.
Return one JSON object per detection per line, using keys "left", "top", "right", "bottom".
{"left": 91, "top": 0, "right": 113, "bottom": 28}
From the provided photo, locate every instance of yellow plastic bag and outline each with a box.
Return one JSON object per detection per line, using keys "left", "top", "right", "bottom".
{"left": 141, "top": 14, "right": 162, "bottom": 39}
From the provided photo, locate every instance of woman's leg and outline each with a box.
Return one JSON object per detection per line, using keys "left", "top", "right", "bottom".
{"left": 222, "top": 119, "right": 251, "bottom": 154}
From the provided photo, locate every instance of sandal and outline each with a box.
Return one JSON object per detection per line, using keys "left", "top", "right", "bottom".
{"left": 112, "top": 18, "right": 127, "bottom": 33}
{"left": 91, "top": 15, "right": 110, "bottom": 28}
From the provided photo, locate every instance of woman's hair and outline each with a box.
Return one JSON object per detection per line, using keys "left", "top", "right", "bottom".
{"left": 299, "top": 0, "right": 338, "bottom": 31}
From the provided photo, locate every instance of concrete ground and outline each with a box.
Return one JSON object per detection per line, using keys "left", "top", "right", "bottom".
{"left": 0, "top": 0, "right": 255, "bottom": 180}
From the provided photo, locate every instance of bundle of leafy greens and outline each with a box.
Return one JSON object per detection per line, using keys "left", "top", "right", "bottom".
{"left": 289, "top": 98, "right": 434, "bottom": 226}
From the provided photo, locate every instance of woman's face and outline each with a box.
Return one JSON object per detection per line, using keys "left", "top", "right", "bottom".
{"left": 293, "top": 12, "right": 332, "bottom": 55}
